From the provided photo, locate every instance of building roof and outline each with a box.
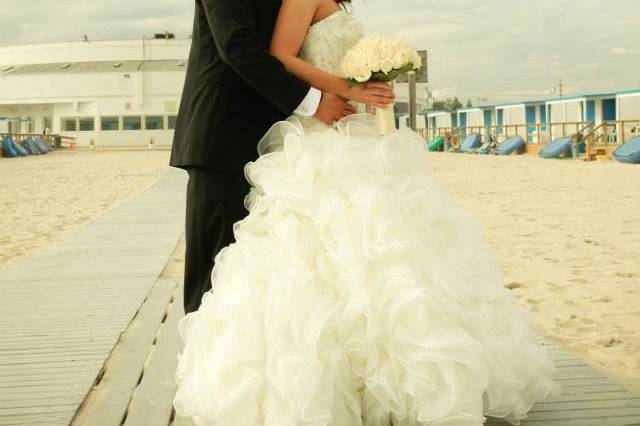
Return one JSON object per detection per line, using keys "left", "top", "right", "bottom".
{"left": 479, "top": 88, "right": 640, "bottom": 109}
{"left": 1, "top": 60, "right": 186, "bottom": 75}
{"left": 427, "top": 110, "right": 455, "bottom": 116}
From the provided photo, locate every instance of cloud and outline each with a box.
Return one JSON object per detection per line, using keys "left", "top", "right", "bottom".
{"left": 353, "top": 0, "right": 640, "bottom": 102}
{"left": 609, "top": 47, "right": 633, "bottom": 56}
{"left": 0, "top": 0, "right": 638, "bottom": 103}
{"left": 0, "top": 0, "right": 195, "bottom": 45}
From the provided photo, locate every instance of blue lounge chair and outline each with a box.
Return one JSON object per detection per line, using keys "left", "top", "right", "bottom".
{"left": 496, "top": 136, "right": 525, "bottom": 155}
{"left": 459, "top": 133, "right": 482, "bottom": 153}
{"left": 2, "top": 136, "right": 20, "bottom": 158}
{"left": 23, "top": 138, "right": 42, "bottom": 155}
{"left": 14, "top": 140, "right": 29, "bottom": 156}
{"left": 539, "top": 137, "right": 573, "bottom": 159}
{"left": 34, "top": 138, "right": 51, "bottom": 154}
{"left": 613, "top": 136, "right": 640, "bottom": 164}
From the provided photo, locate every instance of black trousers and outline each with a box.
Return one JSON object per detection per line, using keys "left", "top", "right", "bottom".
{"left": 183, "top": 167, "right": 251, "bottom": 314}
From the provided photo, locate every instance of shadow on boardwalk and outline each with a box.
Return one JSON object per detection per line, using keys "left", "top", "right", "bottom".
{"left": 1, "top": 167, "right": 640, "bottom": 426}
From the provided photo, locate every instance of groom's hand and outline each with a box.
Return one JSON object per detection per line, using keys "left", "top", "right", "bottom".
{"left": 314, "top": 92, "right": 356, "bottom": 125}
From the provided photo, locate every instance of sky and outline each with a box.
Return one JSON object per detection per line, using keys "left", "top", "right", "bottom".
{"left": 1, "top": 0, "right": 638, "bottom": 104}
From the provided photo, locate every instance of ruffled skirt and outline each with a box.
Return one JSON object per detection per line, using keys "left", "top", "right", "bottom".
{"left": 173, "top": 114, "right": 561, "bottom": 426}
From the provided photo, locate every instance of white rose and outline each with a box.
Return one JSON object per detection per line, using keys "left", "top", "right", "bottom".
{"left": 380, "top": 58, "right": 394, "bottom": 73}
{"left": 378, "top": 44, "right": 394, "bottom": 63}
{"left": 366, "top": 54, "right": 381, "bottom": 72}
{"left": 354, "top": 67, "right": 372, "bottom": 83}
{"left": 392, "top": 50, "right": 409, "bottom": 70}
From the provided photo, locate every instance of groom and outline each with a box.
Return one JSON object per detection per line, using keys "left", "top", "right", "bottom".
{"left": 170, "top": 0, "right": 355, "bottom": 314}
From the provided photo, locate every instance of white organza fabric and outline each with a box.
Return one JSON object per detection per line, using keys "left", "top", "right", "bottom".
{"left": 173, "top": 9, "right": 562, "bottom": 426}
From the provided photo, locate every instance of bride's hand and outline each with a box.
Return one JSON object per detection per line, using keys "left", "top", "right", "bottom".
{"left": 347, "top": 82, "right": 395, "bottom": 108}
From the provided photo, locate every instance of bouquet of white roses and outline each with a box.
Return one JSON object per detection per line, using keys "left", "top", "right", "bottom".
{"left": 341, "top": 36, "right": 422, "bottom": 134}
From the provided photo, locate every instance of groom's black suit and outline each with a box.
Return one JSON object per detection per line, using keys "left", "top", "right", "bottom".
{"left": 170, "top": 0, "right": 311, "bottom": 313}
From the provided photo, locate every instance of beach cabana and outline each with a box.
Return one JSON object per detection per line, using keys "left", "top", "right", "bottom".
{"left": 546, "top": 91, "right": 618, "bottom": 141}
{"left": 494, "top": 100, "right": 547, "bottom": 144}
{"left": 617, "top": 89, "right": 640, "bottom": 141}
{"left": 548, "top": 93, "right": 613, "bottom": 122}
{"left": 456, "top": 108, "right": 483, "bottom": 138}
{"left": 617, "top": 89, "right": 640, "bottom": 120}
{"left": 426, "top": 111, "right": 454, "bottom": 140}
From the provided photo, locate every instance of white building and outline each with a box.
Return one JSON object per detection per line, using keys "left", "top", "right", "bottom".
{"left": 0, "top": 37, "right": 190, "bottom": 147}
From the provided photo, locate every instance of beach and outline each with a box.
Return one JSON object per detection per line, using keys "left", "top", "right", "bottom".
{"left": 0, "top": 148, "right": 638, "bottom": 395}
{"left": 0, "top": 149, "right": 171, "bottom": 271}
{"left": 428, "top": 152, "right": 640, "bottom": 394}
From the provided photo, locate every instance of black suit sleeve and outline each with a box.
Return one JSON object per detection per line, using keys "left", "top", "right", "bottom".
{"left": 200, "top": 0, "right": 311, "bottom": 115}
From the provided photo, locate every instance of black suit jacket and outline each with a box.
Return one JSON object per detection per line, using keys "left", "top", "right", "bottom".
{"left": 169, "top": 0, "right": 311, "bottom": 172}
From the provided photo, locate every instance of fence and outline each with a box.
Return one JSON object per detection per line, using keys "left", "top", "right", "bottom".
{"left": 1, "top": 133, "right": 77, "bottom": 149}
{"left": 426, "top": 120, "right": 640, "bottom": 147}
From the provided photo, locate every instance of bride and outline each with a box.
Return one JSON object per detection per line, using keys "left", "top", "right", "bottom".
{"left": 173, "top": 0, "right": 562, "bottom": 425}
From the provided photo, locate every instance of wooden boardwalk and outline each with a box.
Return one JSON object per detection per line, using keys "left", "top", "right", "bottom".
{"left": 73, "top": 268, "right": 640, "bottom": 426}
{"left": 1, "top": 166, "right": 640, "bottom": 425}
{"left": 0, "top": 167, "right": 188, "bottom": 425}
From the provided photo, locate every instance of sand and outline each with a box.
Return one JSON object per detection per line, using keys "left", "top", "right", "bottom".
{"left": 1, "top": 148, "right": 638, "bottom": 395}
{"left": 0, "top": 149, "right": 172, "bottom": 271}
{"left": 427, "top": 152, "right": 640, "bottom": 395}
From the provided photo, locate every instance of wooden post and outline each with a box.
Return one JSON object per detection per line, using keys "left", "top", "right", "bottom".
{"left": 408, "top": 71, "right": 417, "bottom": 132}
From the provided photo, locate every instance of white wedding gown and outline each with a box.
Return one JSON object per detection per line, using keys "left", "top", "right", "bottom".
{"left": 173, "top": 10, "right": 561, "bottom": 426}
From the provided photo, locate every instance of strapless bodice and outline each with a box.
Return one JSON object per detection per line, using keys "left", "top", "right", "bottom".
{"left": 299, "top": 10, "right": 365, "bottom": 76}
{"left": 292, "top": 10, "right": 366, "bottom": 131}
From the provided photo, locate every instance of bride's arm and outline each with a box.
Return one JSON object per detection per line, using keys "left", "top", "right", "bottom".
{"left": 270, "top": 0, "right": 395, "bottom": 108}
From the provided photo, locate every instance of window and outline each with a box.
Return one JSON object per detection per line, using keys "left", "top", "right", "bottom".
{"left": 167, "top": 115, "right": 177, "bottom": 130}
{"left": 8, "top": 119, "right": 19, "bottom": 134}
{"left": 101, "top": 116, "right": 119, "bottom": 131}
{"left": 25, "top": 117, "right": 34, "bottom": 133}
{"left": 123, "top": 116, "right": 141, "bottom": 130}
{"left": 79, "top": 117, "right": 95, "bottom": 131}
{"left": 61, "top": 117, "right": 77, "bottom": 132}
{"left": 43, "top": 116, "right": 52, "bottom": 132}
{"left": 145, "top": 116, "right": 164, "bottom": 130}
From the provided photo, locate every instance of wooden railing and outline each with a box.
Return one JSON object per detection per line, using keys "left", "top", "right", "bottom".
{"left": 427, "top": 127, "right": 465, "bottom": 150}
{"left": 427, "top": 120, "right": 640, "bottom": 148}
{"left": 1, "top": 133, "right": 77, "bottom": 150}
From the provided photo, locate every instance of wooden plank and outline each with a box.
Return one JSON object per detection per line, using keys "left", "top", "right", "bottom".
{"left": 0, "top": 395, "right": 90, "bottom": 409}
{"left": 123, "top": 286, "right": 184, "bottom": 426}
{"left": 0, "top": 405, "right": 77, "bottom": 416}
{"left": 530, "top": 398, "right": 640, "bottom": 411}
{"left": 542, "top": 390, "right": 640, "bottom": 403}
{"left": 0, "top": 359, "right": 104, "bottom": 374}
{"left": 525, "top": 406, "right": 640, "bottom": 420}
{"left": 0, "top": 413, "right": 71, "bottom": 426}
{"left": 71, "top": 277, "right": 180, "bottom": 426}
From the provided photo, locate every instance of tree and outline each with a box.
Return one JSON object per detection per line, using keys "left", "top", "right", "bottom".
{"left": 431, "top": 97, "right": 463, "bottom": 111}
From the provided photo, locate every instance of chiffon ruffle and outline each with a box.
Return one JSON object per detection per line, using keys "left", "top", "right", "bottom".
{"left": 173, "top": 113, "right": 561, "bottom": 426}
